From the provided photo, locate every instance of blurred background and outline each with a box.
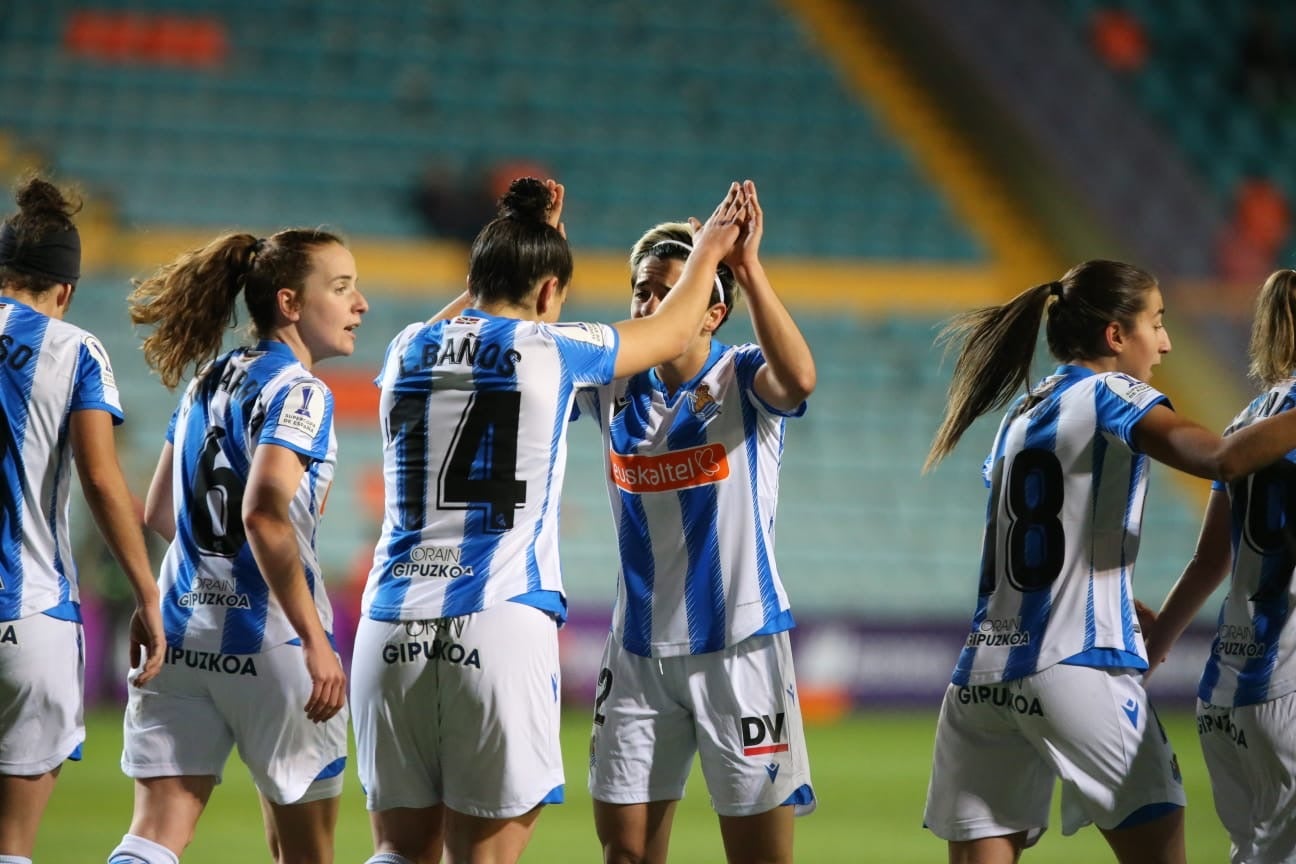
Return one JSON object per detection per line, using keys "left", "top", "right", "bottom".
{"left": 1, "top": 0, "right": 1287, "bottom": 857}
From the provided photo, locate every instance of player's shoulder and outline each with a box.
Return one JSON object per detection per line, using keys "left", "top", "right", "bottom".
{"left": 542, "top": 320, "right": 614, "bottom": 349}
{"left": 44, "top": 316, "right": 114, "bottom": 369}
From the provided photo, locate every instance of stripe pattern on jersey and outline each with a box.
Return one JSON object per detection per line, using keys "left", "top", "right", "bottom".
{"left": 1200, "top": 379, "right": 1296, "bottom": 707}
{"left": 954, "top": 365, "right": 1167, "bottom": 685}
{"left": 158, "top": 341, "right": 335, "bottom": 654}
{"left": 574, "top": 341, "right": 802, "bottom": 658}
{"left": 0, "top": 300, "right": 122, "bottom": 621}
{"left": 364, "top": 312, "right": 618, "bottom": 622}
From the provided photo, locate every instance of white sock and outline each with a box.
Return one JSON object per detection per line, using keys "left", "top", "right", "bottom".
{"left": 107, "top": 833, "right": 179, "bottom": 864}
{"left": 0, "top": 854, "right": 32, "bottom": 864}
{"left": 365, "top": 854, "right": 416, "bottom": 864}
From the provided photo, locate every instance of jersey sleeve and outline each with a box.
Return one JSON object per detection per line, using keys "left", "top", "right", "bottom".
{"left": 69, "top": 334, "right": 124, "bottom": 424}
{"left": 1093, "top": 373, "right": 1170, "bottom": 451}
{"left": 548, "top": 322, "right": 620, "bottom": 386}
{"left": 733, "top": 344, "right": 807, "bottom": 418}
{"left": 571, "top": 380, "right": 620, "bottom": 428}
{"left": 258, "top": 376, "right": 334, "bottom": 461}
{"left": 375, "top": 322, "right": 425, "bottom": 389}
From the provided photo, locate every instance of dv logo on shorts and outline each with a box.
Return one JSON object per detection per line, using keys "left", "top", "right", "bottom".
{"left": 740, "top": 713, "right": 789, "bottom": 757}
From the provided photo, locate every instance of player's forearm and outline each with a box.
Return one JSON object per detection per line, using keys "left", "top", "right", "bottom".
{"left": 81, "top": 471, "right": 160, "bottom": 607}
{"left": 738, "top": 260, "right": 816, "bottom": 404}
{"left": 1149, "top": 561, "right": 1226, "bottom": 665}
{"left": 244, "top": 511, "right": 329, "bottom": 646}
{"left": 1148, "top": 491, "right": 1232, "bottom": 665}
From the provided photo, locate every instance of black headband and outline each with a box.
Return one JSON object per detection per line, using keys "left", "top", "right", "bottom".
{"left": 0, "top": 221, "right": 81, "bottom": 284}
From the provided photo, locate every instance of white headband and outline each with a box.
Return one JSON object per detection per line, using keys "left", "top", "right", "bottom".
{"left": 648, "top": 239, "right": 726, "bottom": 300}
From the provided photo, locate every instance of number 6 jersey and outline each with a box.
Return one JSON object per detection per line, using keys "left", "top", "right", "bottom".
{"left": 954, "top": 364, "right": 1168, "bottom": 686}
{"left": 159, "top": 341, "right": 337, "bottom": 654}
{"left": 363, "top": 312, "right": 619, "bottom": 623}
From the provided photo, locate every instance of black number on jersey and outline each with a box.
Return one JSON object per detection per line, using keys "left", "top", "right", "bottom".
{"left": 190, "top": 426, "right": 246, "bottom": 556}
{"left": 0, "top": 334, "right": 33, "bottom": 370}
{"left": 1237, "top": 461, "right": 1296, "bottom": 604}
{"left": 980, "top": 448, "right": 1065, "bottom": 595}
{"left": 438, "top": 391, "right": 526, "bottom": 533}
{"left": 387, "top": 392, "right": 430, "bottom": 530}
{"left": 593, "top": 667, "right": 613, "bottom": 726}
{"left": 0, "top": 400, "right": 16, "bottom": 582}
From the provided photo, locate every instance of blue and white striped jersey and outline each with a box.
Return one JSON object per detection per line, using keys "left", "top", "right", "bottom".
{"left": 574, "top": 341, "right": 802, "bottom": 657}
{"left": 158, "top": 341, "right": 336, "bottom": 654}
{"left": 954, "top": 365, "right": 1168, "bottom": 685}
{"left": 363, "top": 312, "right": 619, "bottom": 622}
{"left": 1200, "top": 378, "right": 1296, "bottom": 707}
{"left": 0, "top": 299, "right": 123, "bottom": 622}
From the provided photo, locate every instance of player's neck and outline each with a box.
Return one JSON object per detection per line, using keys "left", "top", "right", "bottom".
{"left": 655, "top": 339, "right": 711, "bottom": 395}
{"left": 1, "top": 287, "right": 68, "bottom": 319}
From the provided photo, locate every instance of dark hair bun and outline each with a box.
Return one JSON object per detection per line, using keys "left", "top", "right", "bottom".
{"left": 497, "top": 177, "right": 550, "bottom": 224}
{"left": 13, "top": 174, "right": 81, "bottom": 224}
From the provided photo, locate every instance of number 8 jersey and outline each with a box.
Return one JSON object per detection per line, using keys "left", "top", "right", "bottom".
{"left": 954, "top": 364, "right": 1168, "bottom": 686}
{"left": 159, "top": 341, "right": 337, "bottom": 654}
{"left": 363, "top": 313, "right": 619, "bottom": 623}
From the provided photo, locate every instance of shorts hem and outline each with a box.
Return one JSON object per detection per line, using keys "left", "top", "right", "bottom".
{"left": 927, "top": 820, "right": 1046, "bottom": 847}
{"left": 1075, "top": 796, "right": 1186, "bottom": 835}
{"left": 447, "top": 787, "right": 566, "bottom": 820}
{"left": 120, "top": 760, "right": 224, "bottom": 784}
{"left": 0, "top": 731, "right": 84, "bottom": 776}
{"left": 714, "top": 796, "right": 817, "bottom": 819}
{"left": 588, "top": 786, "right": 686, "bottom": 806}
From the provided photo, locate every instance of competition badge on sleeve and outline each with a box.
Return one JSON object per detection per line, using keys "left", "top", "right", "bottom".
{"left": 276, "top": 381, "right": 326, "bottom": 441}
{"left": 82, "top": 334, "right": 116, "bottom": 389}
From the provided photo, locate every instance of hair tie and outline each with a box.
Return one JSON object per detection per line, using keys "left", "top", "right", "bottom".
{"left": 1048, "top": 281, "right": 1064, "bottom": 298}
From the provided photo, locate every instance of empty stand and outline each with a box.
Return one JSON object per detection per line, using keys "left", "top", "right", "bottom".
{"left": 0, "top": 0, "right": 981, "bottom": 259}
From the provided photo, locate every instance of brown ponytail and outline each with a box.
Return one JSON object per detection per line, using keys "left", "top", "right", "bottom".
{"left": 925, "top": 283, "right": 1053, "bottom": 471}
{"left": 925, "top": 259, "right": 1159, "bottom": 471}
{"left": 130, "top": 227, "right": 344, "bottom": 388}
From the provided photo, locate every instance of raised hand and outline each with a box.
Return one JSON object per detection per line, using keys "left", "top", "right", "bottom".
{"left": 723, "top": 179, "right": 763, "bottom": 272}
{"left": 689, "top": 181, "right": 747, "bottom": 263}
{"left": 543, "top": 178, "right": 566, "bottom": 238}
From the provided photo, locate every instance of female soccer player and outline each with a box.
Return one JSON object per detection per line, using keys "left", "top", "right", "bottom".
{"left": 1144, "top": 268, "right": 1296, "bottom": 864}
{"left": 350, "top": 178, "right": 748, "bottom": 864}
{"left": 107, "top": 229, "right": 367, "bottom": 864}
{"left": 921, "top": 260, "right": 1296, "bottom": 864}
{"left": 575, "top": 181, "right": 816, "bottom": 864}
{"left": 0, "top": 175, "right": 164, "bottom": 864}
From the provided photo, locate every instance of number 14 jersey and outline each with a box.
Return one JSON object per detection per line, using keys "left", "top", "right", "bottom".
{"left": 363, "top": 313, "right": 619, "bottom": 623}
{"left": 954, "top": 364, "right": 1168, "bottom": 686}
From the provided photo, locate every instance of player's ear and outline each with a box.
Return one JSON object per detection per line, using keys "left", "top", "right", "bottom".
{"left": 1102, "top": 320, "right": 1123, "bottom": 356}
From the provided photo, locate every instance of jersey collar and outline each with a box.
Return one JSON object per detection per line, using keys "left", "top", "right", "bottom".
{"left": 647, "top": 340, "right": 728, "bottom": 399}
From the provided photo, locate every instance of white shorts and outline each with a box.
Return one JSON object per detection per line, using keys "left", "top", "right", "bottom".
{"left": 0, "top": 614, "right": 83, "bottom": 775}
{"left": 351, "top": 601, "right": 564, "bottom": 818}
{"left": 588, "top": 631, "right": 815, "bottom": 818}
{"left": 121, "top": 640, "right": 348, "bottom": 805}
{"left": 924, "top": 663, "right": 1185, "bottom": 844}
{"left": 1198, "top": 694, "right": 1296, "bottom": 863}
